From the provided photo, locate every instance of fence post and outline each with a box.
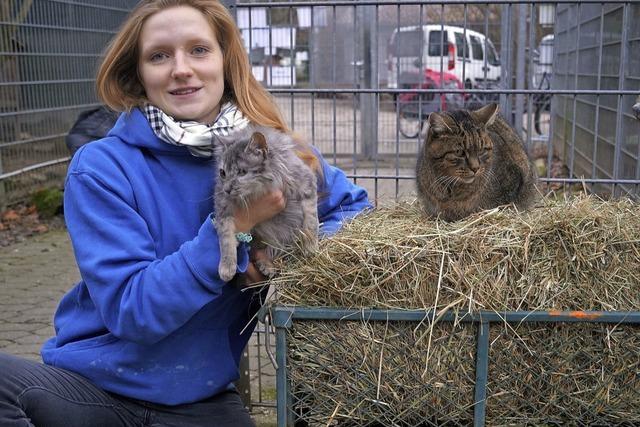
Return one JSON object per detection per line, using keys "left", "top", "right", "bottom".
{"left": 500, "top": 4, "right": 512, "bottom": 125}
{"left": 473, "top": 321, "right": 490, "bottom": 427}
{"left": 0, "top": 1, "right": 15, "bottom": 209}
{"left": 237, "top": 347, "right": 252, "bottom": 412}
{"left": 514, "top": 3, "right": 527, "bottom": 136}
{"left": 360, "top": 5, "right": 378, "bottom": 160}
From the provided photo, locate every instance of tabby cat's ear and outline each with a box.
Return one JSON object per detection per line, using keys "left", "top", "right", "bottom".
{"left": 425, "top": 112, "right": 453, "bottom": 139}
{"left": 471, "top": 103, "right": 500, "bottom": 128}
{"left": 248, "top": 132, "right": 269, "bottom": 156}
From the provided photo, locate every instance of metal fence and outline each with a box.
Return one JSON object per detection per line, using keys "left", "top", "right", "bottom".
{"left": 269, "top": 307, "right": 640, "bottom": 426}
{"left": 0, "top": 0, "right": 138, "bottom": 207}
{"left": 1, "top": 0, "right": 640, "bottom": 423}
{"left": 3, "top": 0, "right": 639, "bottom": 208}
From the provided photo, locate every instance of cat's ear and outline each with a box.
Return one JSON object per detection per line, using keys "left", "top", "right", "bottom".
{"left": 425, "top": 112, "right": 453, "bottom": 139}
{"left": 471, "top": 103, "right": 500, "bottom": 128}
{"left": 247, "top": 132, "right": 269, "bottom": 157}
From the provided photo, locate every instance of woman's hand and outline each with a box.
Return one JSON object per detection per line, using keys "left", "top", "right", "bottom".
{"left": 233, "top": 189, "right": 286, "bottom": 233}
{"left": 244, "top": 248, "right": 270, "bottom": 286}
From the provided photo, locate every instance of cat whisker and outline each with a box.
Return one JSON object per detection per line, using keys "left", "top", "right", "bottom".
{"left": 238, "top": 195, "right": 250, "bottom": 213}
{"left": 431, "top": 175, "right": 454, "bottom": 193}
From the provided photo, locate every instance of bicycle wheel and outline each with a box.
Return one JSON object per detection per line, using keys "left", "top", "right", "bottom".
{"left": 534, "top": 95, "right": 551, "bottom": 135}
{"left": 398, "top": 103, "right": 422, "bottom": 138}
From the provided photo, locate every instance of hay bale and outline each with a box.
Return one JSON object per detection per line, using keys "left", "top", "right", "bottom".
{"left": 287, "top": 320, "right": 477, "bottom": 425}
{"left": 272, "top": 194, "right": 640, "bottom": 312}
{"left": 269, "top": 195, "right": 640, "bottom": 425}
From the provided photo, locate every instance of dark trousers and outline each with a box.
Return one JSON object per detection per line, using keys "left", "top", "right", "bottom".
{"left": 0, "top": 352, "right": 255, "bottom": 427}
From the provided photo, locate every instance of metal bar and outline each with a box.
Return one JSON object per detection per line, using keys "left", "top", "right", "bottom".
{"left": 0, "top": 79, "right": 94, "bottom": 86}
{"left": 237, "top": 347, "right": 252, "bottom": 411}
{"left": 0, "top": 52, "right": 101, "bottom": 57}
{"left": 0, "top": 133, "right": 67, "bottom": 148}
{"left": 243, "top": 0, "right": 638, "bottom": 6}
{"left": 275, "top": 326, "right": 290, "bottom": 427}
{"left": 515, "top": 2, "right": 526, "bottom": 135}
{"left": 265, "top": 88, "right": 640, "bottom": 95}
{"left": 352, "top": 4, "right": 359, "bottom": 184}
{"left": 334, "top": 173, "right": 640, "bottom": 185}
{"left": 310, "top": 6, "right": 316, "bottom": 148}
{"left": 0, "top": 103, "right": 101, "bottom": 118}
{"left": 473, "top": 322, "right": 490, "bottom": 427}
{"left": 0, "top": 21, "right": 116, "bottom": 34}
{"left": 500, "top": 3, "right": 511, "bottom": 119}
{"left": 332, "top": 4, "right": 337, "bottom": 165}
{"left": 271, "top": 307, "right": 640, "bottom": 324}
{"left": 525, "top": 3, "right": 535, "bottom": 146}
{"left": 568, "top": 4, "right": 583, "bottom": 188}
{"left": 0, "top": 157, "right": 70, "bottom": 181}
{"left": 41, "top": 0, "right": 130, "bottom": 12}
{"left": 612, "top": 3, "right": 631, "bottom": 196}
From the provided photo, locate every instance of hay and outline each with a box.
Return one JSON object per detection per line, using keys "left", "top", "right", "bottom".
{"left": 267, "top": 195, "right": 640, "bottom": 426}
{"left": 272, "top": 194, "right": 640, "bottom": 312}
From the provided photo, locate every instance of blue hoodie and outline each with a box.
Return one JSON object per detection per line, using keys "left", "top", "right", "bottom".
{"left": 41, "top": 108, "right": 371, "bottom": 405}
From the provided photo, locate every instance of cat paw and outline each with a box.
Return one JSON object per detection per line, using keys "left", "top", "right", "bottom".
{"left": 218, "top": 260, "right": 237, "bottom": 282}
{"left": 255, "top": 259, "right": 276, "bottom": 278}
{"left": 301, "top": 237, "right": 318, "bottom": 255}
{"left": 299, "top": 230, "right": 319, "bottom": 254}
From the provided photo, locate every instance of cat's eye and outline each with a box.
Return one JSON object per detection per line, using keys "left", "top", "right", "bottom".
{"left": 454, "top": 149, "right": 464, "bottom": 157}
{"left": 238, "top": 168, "right": 247, "bottom": 176}
{"left": 219, "top": 169, "right": 226, "bottom": 178}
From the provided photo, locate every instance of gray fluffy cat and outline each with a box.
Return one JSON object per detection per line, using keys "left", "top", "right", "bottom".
{"left": 213, "top": 125, "right": 319, "bottom": 282}
{"left": 416, "top": 103, "right": 538, "bottom": 221}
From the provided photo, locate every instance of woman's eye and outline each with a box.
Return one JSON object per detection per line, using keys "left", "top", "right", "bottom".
{"left": 192, "top": 46, "right": 208, "bottom": 55}
{"left": 219, "top": 169, "right": 226, "bottom": 178}
{"left": 149, "top": 52, "right": 167, "bottom": 63}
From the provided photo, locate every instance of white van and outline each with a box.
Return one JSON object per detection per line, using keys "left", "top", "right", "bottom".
{"left": 387, "top": 25, "right": 501, "bottom": 89}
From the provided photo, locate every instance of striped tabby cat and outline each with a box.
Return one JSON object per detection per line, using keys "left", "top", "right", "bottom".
{"left": 416, "top": 103, "right": 538, "bottom": 221}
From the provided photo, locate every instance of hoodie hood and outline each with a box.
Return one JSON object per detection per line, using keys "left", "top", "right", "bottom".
{"left": 107, "top": 108, "right": 191, "bottom": 155}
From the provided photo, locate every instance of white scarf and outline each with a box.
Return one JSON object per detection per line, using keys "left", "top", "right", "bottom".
{"left": 143, "top": 102, "right": 250, "bottom": 158}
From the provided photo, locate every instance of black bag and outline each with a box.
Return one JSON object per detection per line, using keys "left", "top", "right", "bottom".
{"left": 65, "top": 107, "right": 119, "bottom": 155}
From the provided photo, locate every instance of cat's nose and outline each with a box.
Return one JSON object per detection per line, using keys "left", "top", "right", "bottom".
{"left": 468, "top": 157, "right": 480, "bottom": 173}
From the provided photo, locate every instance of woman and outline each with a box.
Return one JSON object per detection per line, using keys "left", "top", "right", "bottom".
{"left": 0, "top": 0, "right": 371, "bottom": 425}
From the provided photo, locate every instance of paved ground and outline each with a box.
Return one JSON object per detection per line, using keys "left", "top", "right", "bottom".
{"left": 0, "top": 229, "right": 277, "bottom": 425}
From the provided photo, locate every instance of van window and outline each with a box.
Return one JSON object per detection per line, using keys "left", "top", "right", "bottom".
{"left": 427, "top": 30, "right": 449, "bottom": 56}
{"left": 390, "top": 29, "right": 423, "bottom": 57}
{"left": 454, "top": 32, "right": 470, "bottom": 59}
{"left": 469, "top": 35, "right": 484, "bottom": 60}
{"left": 486, "top": 39, "right": 500, "bottom": 66}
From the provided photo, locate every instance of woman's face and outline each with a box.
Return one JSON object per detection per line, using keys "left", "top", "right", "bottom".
{"left": 138, "top": 6, "right": 225, "bottom": 123}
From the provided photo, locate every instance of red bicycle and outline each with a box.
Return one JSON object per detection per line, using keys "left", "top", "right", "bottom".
{"left": 397, "top": 68, "right": 464, "bottom": 138}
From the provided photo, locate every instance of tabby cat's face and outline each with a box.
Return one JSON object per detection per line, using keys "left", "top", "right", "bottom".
{"left": 425, "top": 105, "right": 498, "bottom": 186}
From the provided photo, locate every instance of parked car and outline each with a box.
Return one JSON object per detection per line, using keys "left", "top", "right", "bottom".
{"left": 397, "top": 68, "right": 464, "bottom": 138}
{"left": 387, "top": 24, "right": 501, "bottom": 90}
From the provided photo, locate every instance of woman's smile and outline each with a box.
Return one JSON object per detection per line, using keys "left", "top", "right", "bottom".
{"left": 169, "top": 87, "right": 202, "bottom": 96}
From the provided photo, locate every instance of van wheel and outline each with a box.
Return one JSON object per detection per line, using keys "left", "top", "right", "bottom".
{"left": 398, "top": 103, "right": 422, "bottom": 138}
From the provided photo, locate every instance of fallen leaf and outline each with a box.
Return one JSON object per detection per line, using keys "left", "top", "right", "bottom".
{"left": 2, "top": 210, "right": 19, "bottom": 221}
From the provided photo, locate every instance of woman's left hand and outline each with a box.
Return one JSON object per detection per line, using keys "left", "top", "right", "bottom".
{"left": 244, "top": 248, "right": 270, "bottom": 286}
